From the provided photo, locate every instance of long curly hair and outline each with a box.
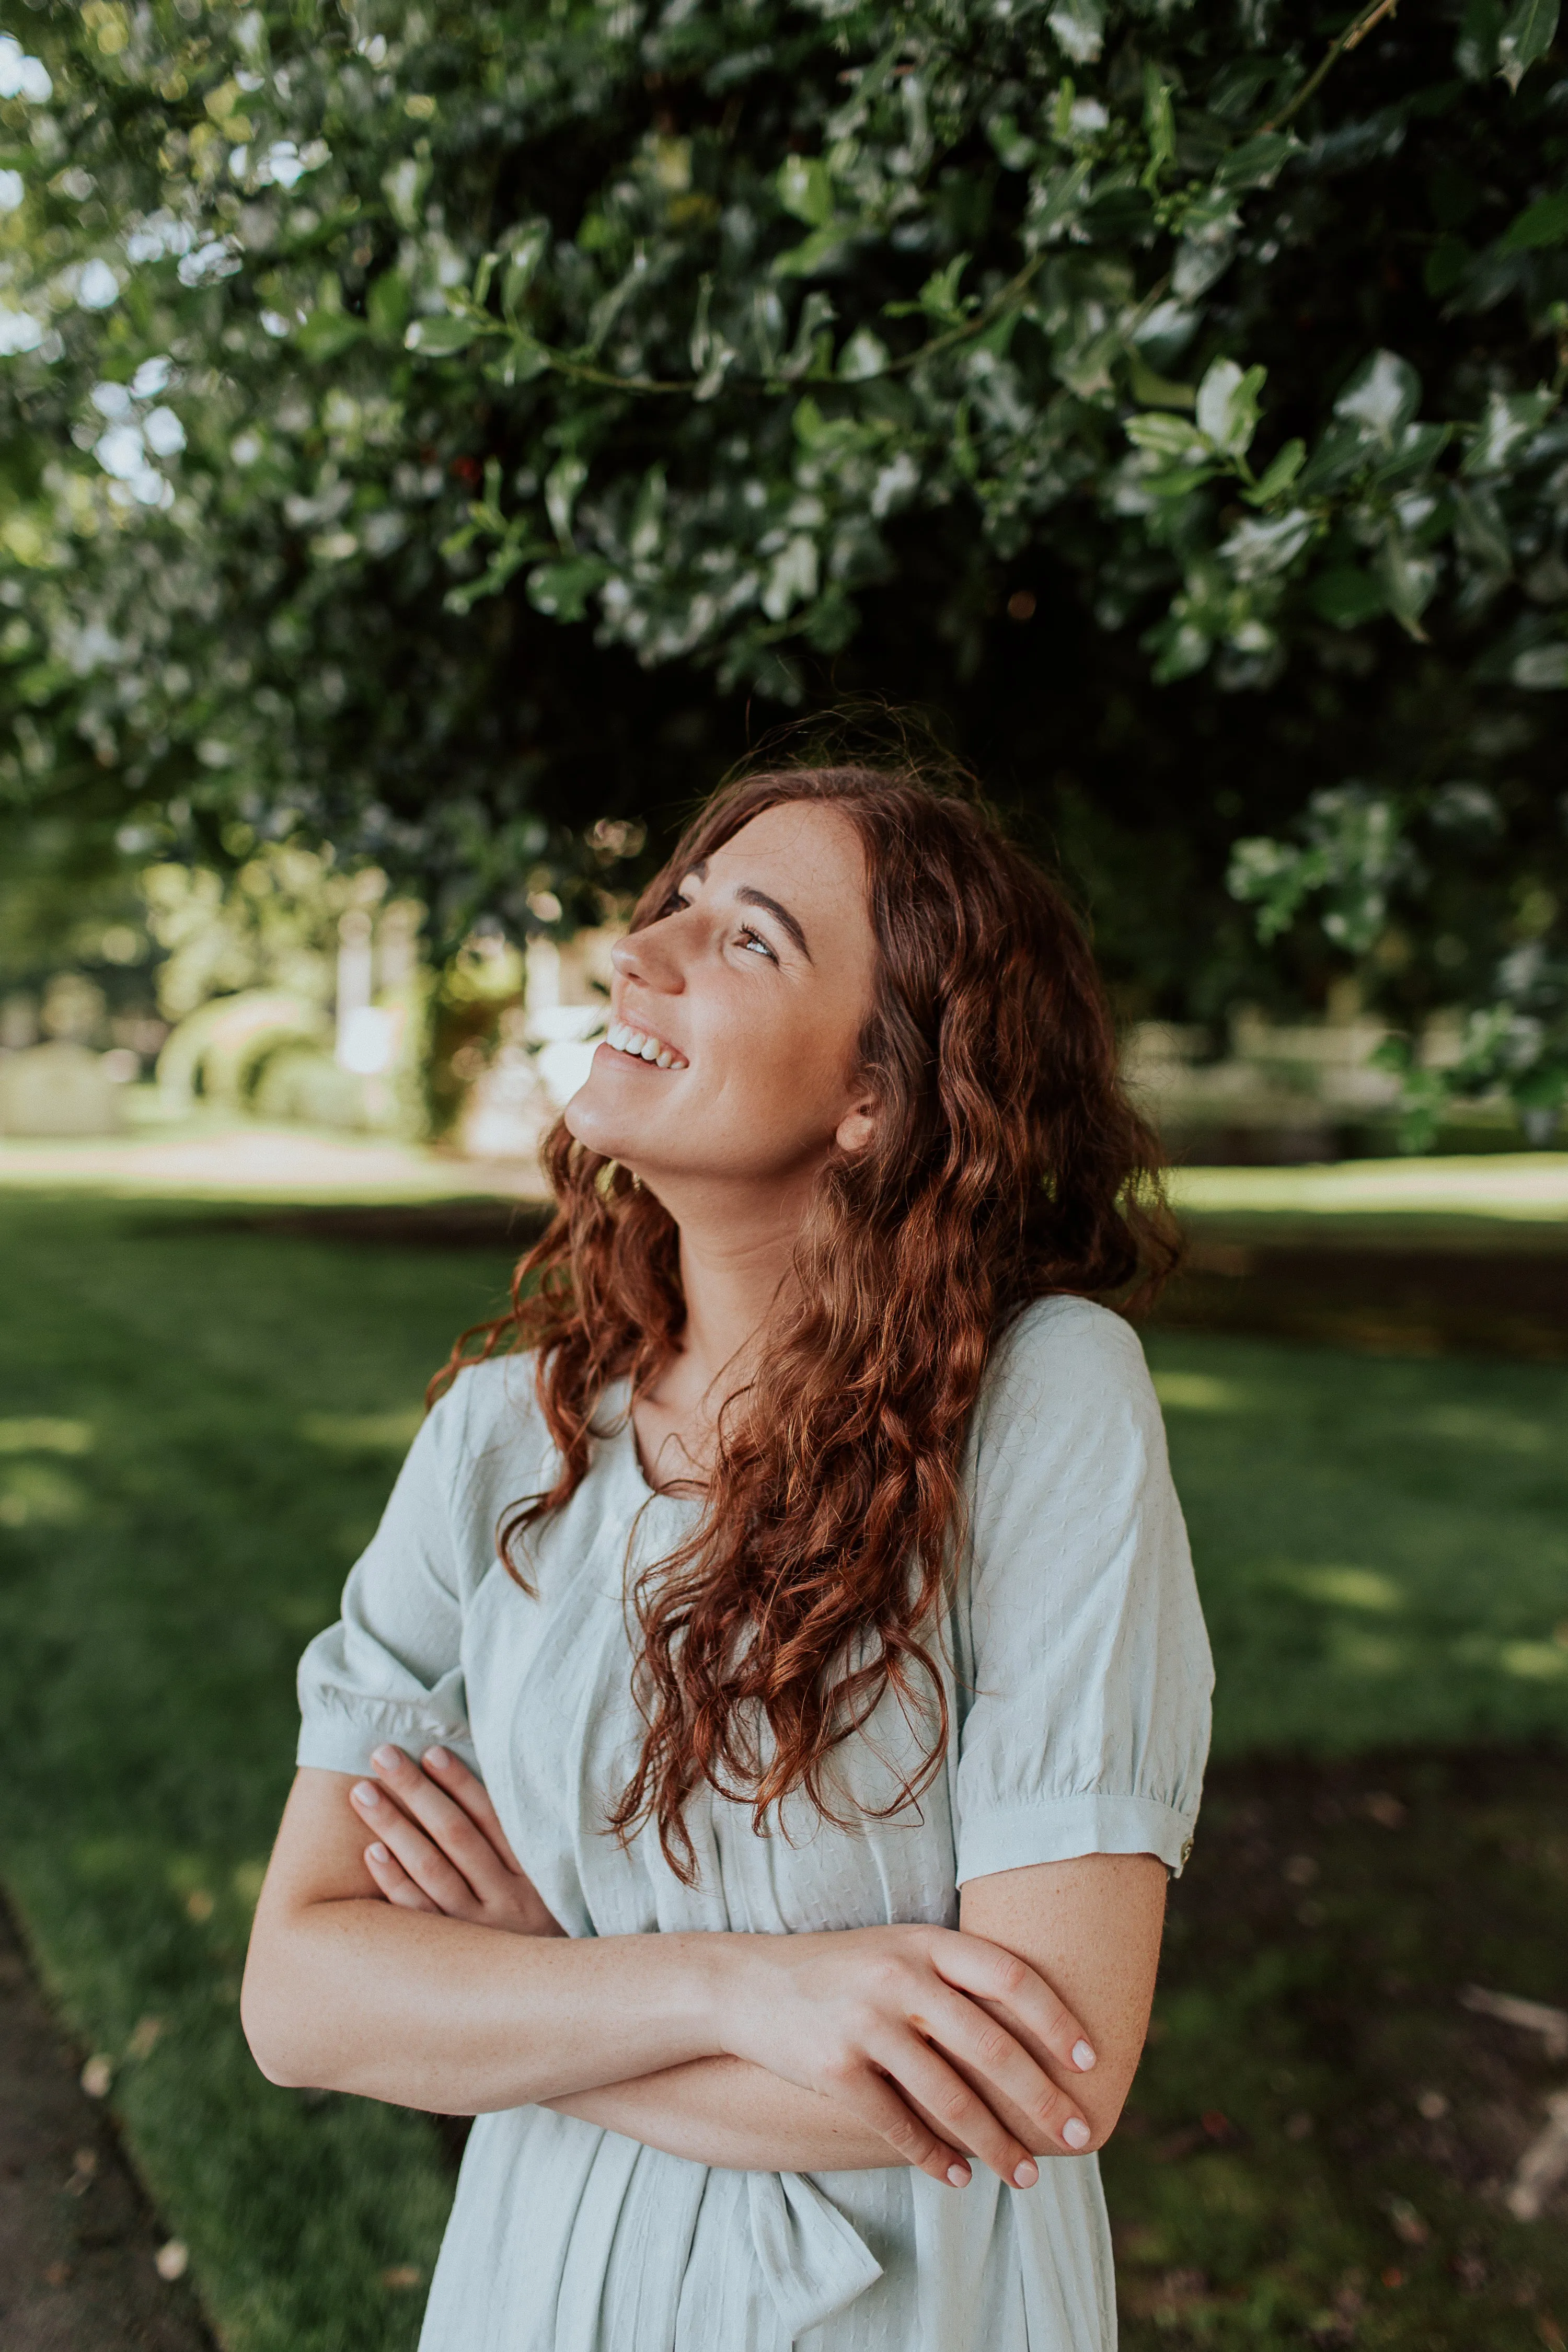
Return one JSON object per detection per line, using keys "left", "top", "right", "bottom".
{"left": 433, "top": 756, "right": 1178, "bottom": 1881}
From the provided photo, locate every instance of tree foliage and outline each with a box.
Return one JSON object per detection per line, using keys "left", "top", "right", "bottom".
{"left": 1, "top": 0, "right": 1566, "bottom": 1111}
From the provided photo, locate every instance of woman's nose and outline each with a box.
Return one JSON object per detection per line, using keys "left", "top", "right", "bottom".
{"left": 612, "top": 927, "right": 683, "bottom": 993}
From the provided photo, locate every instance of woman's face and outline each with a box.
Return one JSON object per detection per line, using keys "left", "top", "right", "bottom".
{"left": 563, "top": 799, "right": 878, "bottom": 1192}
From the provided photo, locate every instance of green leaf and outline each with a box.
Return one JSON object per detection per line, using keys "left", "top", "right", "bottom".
{"left": 1142, "top": 65, "right": 1175, "bottom": 179}
{"left": 777, "top": 155, "right": 833, "bottom": 229}
{"left": 1375, "top": 536, "right": 1439, "bottom": 639}
{"left": 294, "top": 310, "right": 364, "bottom": 362}
{"left": 1047, "top": 0, "right": 1105, "bottom": 65}
{"left": 382, "top": 155, "right": 431, "bottom": 232}
{"left": 771, "top": 223, "right": 851, "bottom": 280}
{"left": 1145, "top": 465, "right": 1222, "bottom": 499}
{"left": 1195, "top": 356, "right": 1266, "bottom": 459}
{"left": 365, "top": 270, "right": 410, "bottom": 344}
{"left": 1215, "top": 132, "right": 1297, "bottom": 189}
{"left": 1125, "top": 411, "right": 1208, "bottom": 461}
{"left": 836, "top": 327, "right": 888, "bottom": 381}
{"left": 1241, "top": 440, "right": 1307, "bottom": 505}
{"left": 1333, "top": 350, "right": 1423, "bottom": 446}
{"left": 1499, "top": 190, "right": 1568, "bottom": 249}
{"left": 500, "top": 220, "right": 551, "bottom": 319}
{"left": 1221, "top": 507, "right": 1315, "bottom": 580}
{"left": 1462, "top": 386, "right": 1557, "bottom": 471}
{"left": 1511, "top": 640, "right": 1568, "bottom": 687}
{"left": 1309, "top": 567, "right": 1388, "bottom": 629}
{"left": 404, "top": 314, "right": 480, "bottom": 356}
{"left": 525, "top": 557, "right": 609, "bottom": 622}
{"left": 1497, "top": 0, "right": 1560, "bottom": 89}
{"left": 545, "top": 455, "right": 587, "bottom": 549}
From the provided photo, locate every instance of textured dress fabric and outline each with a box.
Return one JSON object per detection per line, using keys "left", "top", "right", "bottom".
{"left": 295, "top": 1295, "right": 1214, "bottom": 2352}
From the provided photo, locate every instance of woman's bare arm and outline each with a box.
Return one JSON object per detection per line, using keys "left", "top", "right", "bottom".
{"left": 545, "top": 1854, "right": 1165, "bottom": 2170}
{"left": 241, "top": 1761, "right": 1103, "bottom": 2188}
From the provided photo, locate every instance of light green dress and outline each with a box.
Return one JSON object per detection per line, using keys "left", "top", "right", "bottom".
{"left": 296, "top": 1295, "right": 1213, "bottom": 2351}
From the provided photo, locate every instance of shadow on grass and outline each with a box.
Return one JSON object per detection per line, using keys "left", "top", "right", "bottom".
{"left": 1111, "top": 1745, "right": 1568, "bottom": 2350}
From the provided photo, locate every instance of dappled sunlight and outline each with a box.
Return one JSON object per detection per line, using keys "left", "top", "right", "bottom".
{"left": 1413, "top": 1404, "right": 1556, "bottom": 1456}
{"left": 1279, "top": 1564, "right": 1405, "bottom": 1614}
{"left": 0, "top": 1460, "right": 87, "bottom": 1527}
{"left": 1328, "top": 1629, "right": 1409, "bottom": 1677}
{"left": 0, "top": 1415, "right": 93, "bottom": 1453}
{"left": 1151, "top": 1370, "right": 1244, "bottom": 1413}
{"left": 299, "top": 1406, "right": 424, "bottom": 1450}
{"left": 1498, "top": 1641, "right": 1568, "bottom": 1681}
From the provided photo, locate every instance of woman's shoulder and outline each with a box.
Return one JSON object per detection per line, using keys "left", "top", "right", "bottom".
{"left": 424, "top": 1348, "right": 554, "bottom": 1485}
{"left": 971, "top": 1295, "right": 1160, "bottom": 1468}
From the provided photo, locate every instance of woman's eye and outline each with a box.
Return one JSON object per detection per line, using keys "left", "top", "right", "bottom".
{"left": 738, "top": 927, "right": 776, "bottom": 961}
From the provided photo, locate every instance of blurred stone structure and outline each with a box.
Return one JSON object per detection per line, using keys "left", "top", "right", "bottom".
{"left": 1121, "top": 1002, "right": 1481, "bottom": 1163}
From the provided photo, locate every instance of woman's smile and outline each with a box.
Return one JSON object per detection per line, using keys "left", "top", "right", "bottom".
{"left": 602, "top": 1018, "right": 688, "bottom": 1070}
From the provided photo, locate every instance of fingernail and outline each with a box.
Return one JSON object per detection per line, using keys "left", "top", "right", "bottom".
{"left": 425, "top": 1746, "right": 450, "bottom": 1770}
{"left": 1063, "top": 2117, "right": 1092, "bottom": 2150}
{"left": 946, "top": 2163, "right": 970, "bottom": 2187}
{"left": 1071, "top": 2039, "right": 1097, "bottom": 2071}
{"left": 352, "top": 1781, "right": 379, "bottom": 1807}
{"left": 371, "top": 1744, "right": 399, "bottom": 1771}
{"left": 367, "top": 1841, "right": 388, "bottom": 1863}
{"left": 1013, "top": 2159, "right": 1039, "bottom": 2187}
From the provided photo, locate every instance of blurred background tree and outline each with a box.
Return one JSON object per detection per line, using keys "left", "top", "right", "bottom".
{"left": 0, "top": 0, "right": 1565, "bottom": 1124}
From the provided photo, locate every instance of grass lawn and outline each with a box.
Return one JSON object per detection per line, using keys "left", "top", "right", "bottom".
{"left": 1, "top": 1186, "right": 1565, "bottom": 2349}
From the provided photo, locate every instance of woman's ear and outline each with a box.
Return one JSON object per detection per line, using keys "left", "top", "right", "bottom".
{"left": 835, "top": 1093, "right": 878, "bottom": 1155}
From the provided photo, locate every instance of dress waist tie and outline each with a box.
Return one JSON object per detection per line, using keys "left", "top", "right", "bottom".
{"left": 746, "top": 2169, "right": 885, "bottom": 2340}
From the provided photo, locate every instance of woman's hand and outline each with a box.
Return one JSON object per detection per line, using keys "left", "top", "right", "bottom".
{"left": 350, "top": 1744, "right": 566, "bottom": 1938}
{"left": 718, "top": 1924, "right": 1100, "bottom": 2190}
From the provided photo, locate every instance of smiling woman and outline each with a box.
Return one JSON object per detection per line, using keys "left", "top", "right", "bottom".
{"left": 241, "top": 755, "right": 1214, "bottom": 2352}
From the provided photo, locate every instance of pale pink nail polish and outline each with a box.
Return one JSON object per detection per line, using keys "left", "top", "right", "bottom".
{"left": 425, "top": 1746, "right": 451, "bottom": 1770}
{"left": 947, "top": 2163, "right": 970, "bottom": 2187}
{"left": 372, "top": 1744, "right": 399, "bottom": 1771}
{"left": 1063, "top": 2117, "right": 1092, "bottom": 2150}
{"left": 1013, "top": 2159, "right": 1039, "bottom": 2187}
{"left": 353, "top": 1781, "right": 379, "bottom": 1807}
{"left": 1071, "top": 2039, "right": 1097, "bottom": 2070}
{"left": 367, "top": 1842, "right": 388, "bottom": 1863}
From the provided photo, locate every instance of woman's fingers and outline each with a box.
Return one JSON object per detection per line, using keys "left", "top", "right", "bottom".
{"left": 917, "top": 1982, "right": 1092, "bottom": 2157}
{"left": 350, "top": 1777, "right": 480, "bottom": 1916}
{"left": 928, "top": 1929, "right": 1098, "bottom": 2080}
{"left": 363, "top": 1838, "right": 441, "bottom": 1914}
{"left": 829, "top": 2061, "right": 973, "bottom": 2188}
{"left": 881, "top": 2024, "right": 1045, "bottom": 2184}
{"left": 419, "top": 1746, "right": 525, "bottom": 1874}
{"left": 366, "top": 1745, "right": 514, "bottom": 1905}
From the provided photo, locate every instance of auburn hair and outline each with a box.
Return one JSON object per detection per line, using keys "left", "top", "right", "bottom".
{"left": 432, "top": 756, "right": 1178, "bottom": 1881}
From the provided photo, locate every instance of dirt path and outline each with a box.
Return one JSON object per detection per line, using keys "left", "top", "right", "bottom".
{"left": 0, "top": 1891, "right": 216, "bottom": 2352}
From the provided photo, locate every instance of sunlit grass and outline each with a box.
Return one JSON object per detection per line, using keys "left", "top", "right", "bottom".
{"left": 0, "top": 1189, "right": 1564, "bottom": 2347}
{"left": 1146, "top": 1329, "right": 1568, "bottom": 1755}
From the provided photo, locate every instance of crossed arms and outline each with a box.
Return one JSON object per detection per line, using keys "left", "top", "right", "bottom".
{"left": 240, "top": 1745, "right": 1166, "bottom": 2191}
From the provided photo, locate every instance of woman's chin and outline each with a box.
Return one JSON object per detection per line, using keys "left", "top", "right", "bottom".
{"left": 562, "top": 1074, "right": 640, "bottom": 1160}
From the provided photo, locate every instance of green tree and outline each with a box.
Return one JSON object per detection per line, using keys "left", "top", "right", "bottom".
{"left": 1, "top": 0, "right": 1565, "bottom": 1118}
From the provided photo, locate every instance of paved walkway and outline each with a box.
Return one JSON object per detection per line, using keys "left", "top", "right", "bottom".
{"left": 0, "top": 1893, "right": 215, "bottom": 2351}
{"left": 0, "top": 1119, "right": 547, "bottom": 1203}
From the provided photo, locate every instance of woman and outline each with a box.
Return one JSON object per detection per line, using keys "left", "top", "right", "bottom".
{"left": 242, "top": 756, "right": 1213, "bottom": 2351}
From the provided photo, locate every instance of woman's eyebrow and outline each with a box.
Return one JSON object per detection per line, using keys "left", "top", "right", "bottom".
{"left": 736, "top": 885, "right": 812, "bottom": 961}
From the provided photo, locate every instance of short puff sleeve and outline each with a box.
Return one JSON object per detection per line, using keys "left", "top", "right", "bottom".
{"left": 296, "top": 1375, "right": 479, "bottom": 1777}
{"left": 954, "top": 1297, "right": 1213, "bottom": 1884}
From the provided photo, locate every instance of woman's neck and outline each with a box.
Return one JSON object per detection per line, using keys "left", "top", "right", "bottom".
{"left": 631, "top": 1167, "right": 815, "bottom": 1482}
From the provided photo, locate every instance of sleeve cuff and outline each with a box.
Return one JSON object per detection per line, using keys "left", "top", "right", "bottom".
{"left": 296, "top": 1698, "right": 479, "bottom": 1779}
{"left": 956, "top": 1793, "right": 1198, "bottom": 1884}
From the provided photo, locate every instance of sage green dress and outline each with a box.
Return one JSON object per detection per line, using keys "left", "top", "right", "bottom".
{"left": 296, "top": 1295, "right": 1213, "bottom": 2350}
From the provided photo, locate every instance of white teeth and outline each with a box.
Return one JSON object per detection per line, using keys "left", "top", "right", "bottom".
{"left": 606, "top": 1018, "right": 686, "bottom": 1069}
